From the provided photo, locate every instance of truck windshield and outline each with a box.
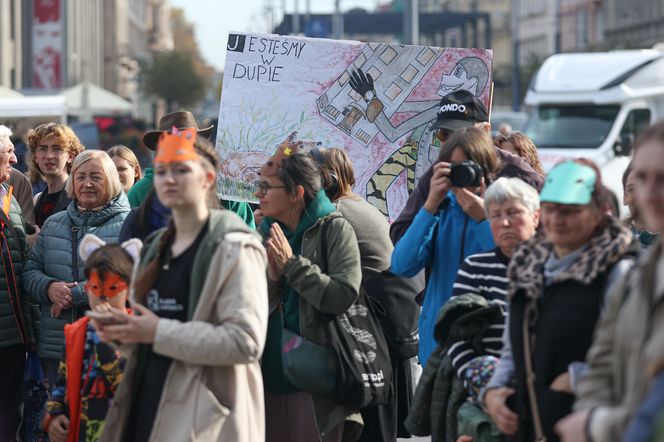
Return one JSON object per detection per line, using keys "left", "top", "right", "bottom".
{"left": 524, "top": 105, "right": 621, "bottom": 148}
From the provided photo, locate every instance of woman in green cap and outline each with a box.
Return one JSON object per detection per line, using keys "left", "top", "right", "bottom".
{"left": 483, "top": 159, "right": 636, "bottom": 442}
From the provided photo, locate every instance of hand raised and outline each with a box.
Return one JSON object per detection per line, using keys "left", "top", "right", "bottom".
{"left": 349, "top": 68, "right": 375, "bottom": 97}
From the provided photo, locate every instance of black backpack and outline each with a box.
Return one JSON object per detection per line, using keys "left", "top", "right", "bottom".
{"left": 364, "top": 269, "right": 423, "bottom": 360}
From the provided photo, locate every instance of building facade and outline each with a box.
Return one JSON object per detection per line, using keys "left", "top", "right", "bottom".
{"left": 603, "top": 0, "right": 664, "bottom": 49}
{"left": 0, "top": 0, "right": 23, "bottom": 90}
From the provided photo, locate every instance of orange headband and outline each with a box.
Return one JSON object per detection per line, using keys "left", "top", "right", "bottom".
{"left": 154, "top": 127, "right": 199, "bottom": 164}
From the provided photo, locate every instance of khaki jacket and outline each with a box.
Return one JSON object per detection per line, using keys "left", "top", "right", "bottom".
{"left": 102, "top": 219, "right": 268, "bottom": 442}
{"left": 267, "top": 213, "right": 363, "bottom": 438}
{"left": 574, "top": 241, "right": 664, "bottom": 441}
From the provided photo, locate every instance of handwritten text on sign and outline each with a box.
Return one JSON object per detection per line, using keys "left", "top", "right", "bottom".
{"left": 227, "top": 34, "right": 307, "bottom": 83}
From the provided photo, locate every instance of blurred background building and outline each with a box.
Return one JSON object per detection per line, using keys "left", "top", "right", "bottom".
{"left": 1, "top": 0, "right": 664, "bottom": 145}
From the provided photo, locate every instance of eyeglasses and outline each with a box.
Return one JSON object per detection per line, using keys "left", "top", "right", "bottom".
{"left": 36, "top": 146, "right": 65, "bottom": 156}
{"left": 435, "top": 129, "right": 454, "bottom": 143}
{"left": 255, "top": 181, "right": 286, "bottom": 195}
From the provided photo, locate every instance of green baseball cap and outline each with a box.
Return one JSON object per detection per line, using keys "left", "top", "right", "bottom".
{"left": 540, "top": 161, "right": 597, "bottom": 205}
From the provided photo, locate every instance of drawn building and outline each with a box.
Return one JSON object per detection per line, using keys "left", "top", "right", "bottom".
{"left": 317, "top": 43, "right": 440, "bottom": 146}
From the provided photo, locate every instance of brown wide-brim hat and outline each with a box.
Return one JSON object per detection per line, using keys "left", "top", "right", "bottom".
{"left": 143, "top": 110, "right": 213, "bottom": 150}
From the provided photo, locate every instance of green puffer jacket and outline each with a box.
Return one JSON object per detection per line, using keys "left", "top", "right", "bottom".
{"left": 266, "top": 213, "right": 363, "bottom": 439}
{"left": 23, "top": 192, "right": 130, "bottom": 360}
{"left": 0, "top": 187, "right": 32, "bottom": 348}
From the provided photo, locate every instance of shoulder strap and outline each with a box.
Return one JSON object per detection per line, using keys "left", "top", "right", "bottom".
{"left": 522, "top": 302, "right": 547, "bottom": 442}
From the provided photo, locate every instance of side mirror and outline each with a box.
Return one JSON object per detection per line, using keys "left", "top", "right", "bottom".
{"left": 614, "top": 134, "right": 634, "bottom": 156}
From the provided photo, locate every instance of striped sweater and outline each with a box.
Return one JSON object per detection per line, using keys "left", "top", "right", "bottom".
{"left": 448, "top": 248, "right": 509, "bottom": 380}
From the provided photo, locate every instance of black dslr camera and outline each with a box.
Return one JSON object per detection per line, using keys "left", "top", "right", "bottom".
{"left": 449, "top": 160, "right": 483, "bottom": 188}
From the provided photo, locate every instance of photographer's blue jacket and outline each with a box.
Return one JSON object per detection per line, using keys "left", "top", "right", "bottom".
{"left": 391, "top": 192, "right": 494, "bottom": 366}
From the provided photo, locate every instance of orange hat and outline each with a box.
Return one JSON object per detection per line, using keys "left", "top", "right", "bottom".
{"left": 154, "top": 127, "right": 199, "bottom": 164}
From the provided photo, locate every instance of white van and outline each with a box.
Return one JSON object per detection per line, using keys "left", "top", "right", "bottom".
{"left": 523, "top": 49, "right": 664, "bottom": 214}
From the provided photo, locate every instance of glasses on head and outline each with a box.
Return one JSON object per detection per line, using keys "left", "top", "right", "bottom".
{"left": 255, "top": 180, "right": 286, "bottom": 195}
{"left": 36, "top": 146, "right": 65, "bottom": 156}
{"left": 435, "top": 129, "right": 454, "bottom": 143}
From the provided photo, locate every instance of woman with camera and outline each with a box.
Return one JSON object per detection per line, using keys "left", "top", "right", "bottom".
{"left": 391, "top": 126, "right": 499, "bottom": 366}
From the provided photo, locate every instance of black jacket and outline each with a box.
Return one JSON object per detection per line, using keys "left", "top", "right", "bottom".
{"left": 505, "top": 217, "right": 636, "bottom": 442}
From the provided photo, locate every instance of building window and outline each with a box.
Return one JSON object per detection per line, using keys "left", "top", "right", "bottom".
{"left": 356, "top": 129, "right": 370, "bottom": 143}
{"left": 324, "top": 104, "right": 341, "bottom": 119}
{"left": 354, "top": 53, "right": 367, "bottom": 68}
{"left": 385, "top": 83, "right": 403, "bottom": 101}
{"left": 338, "top": 71, "right": 350, "bottom": 87}
{"left": 400, "top": 64, "right": 419, "bottom": 82}
{"left": 416, "top": 47, "right": 436, "bottom": 65}
{"left": 318, "top": 93, "right": 329, "bottom": 108}
{"left": 577, "top": 9, "right": 589, "bottom": 49}
{"left": 380, "top": 46, "right": 398, "bottom": 65}
{"left": 367, "top": 66, "right": 382, "bottom": 81}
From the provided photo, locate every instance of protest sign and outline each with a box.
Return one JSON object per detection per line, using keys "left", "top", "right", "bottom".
{"left": 217, "top": 32, "right": 492, "bottom": 220}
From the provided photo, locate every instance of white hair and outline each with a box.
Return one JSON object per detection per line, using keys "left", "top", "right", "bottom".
{"left": 484, "top": 177, "right": 540, "bottom": 218}
{"left": 0, "top": 125, "right": 13, "bottom": 150}
{"left": 0, "top": 125, "right": 12, "bottom": 138}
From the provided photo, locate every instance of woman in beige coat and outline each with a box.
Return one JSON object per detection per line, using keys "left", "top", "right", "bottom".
{"left": 92, "top": 130, "right": 268, "bottom": 442}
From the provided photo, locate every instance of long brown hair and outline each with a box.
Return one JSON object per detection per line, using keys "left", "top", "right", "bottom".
{"left": 133, "top": 136, "right": 221, "bottom": 303}
{"left": 317, "top": 147, "right": 355, "bottom": 200}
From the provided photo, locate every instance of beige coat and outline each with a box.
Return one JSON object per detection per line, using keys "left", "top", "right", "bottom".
{"left": 101, "top": 231, "right": 268, "bottom": 442}
{"left": 574, "top": 241, "right": 664, "bottom": 441}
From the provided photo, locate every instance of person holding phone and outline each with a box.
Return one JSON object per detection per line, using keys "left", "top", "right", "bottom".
{"left": 43, "top": 234, "right": 139, "bottom": 442}
{"left": 94, "top": 129, "right": 268, "bottom": 442}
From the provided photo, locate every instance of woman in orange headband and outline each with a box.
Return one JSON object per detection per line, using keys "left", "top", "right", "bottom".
{"left": 93, "top": 128, "right": 269, "bottom": 442}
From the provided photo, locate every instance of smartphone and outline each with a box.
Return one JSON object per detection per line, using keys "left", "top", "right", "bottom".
{"left": 85, "top": 310, "right": 128, "bottom": 326}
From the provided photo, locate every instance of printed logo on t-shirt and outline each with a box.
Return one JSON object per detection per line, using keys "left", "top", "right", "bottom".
{"left": 147, "top": 289, "right": 184, "bottom": 313}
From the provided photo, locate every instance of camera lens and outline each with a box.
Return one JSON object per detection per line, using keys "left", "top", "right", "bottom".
{"left": 450, "top": 164, "right": 476, "bottom": 187}
{"left": 450, "top": 161, "right": 482, "bottom": 188}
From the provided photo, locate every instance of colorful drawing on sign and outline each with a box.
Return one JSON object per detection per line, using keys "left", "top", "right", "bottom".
{"left": 216, "top": 32, "right": 492, "bottom": 221}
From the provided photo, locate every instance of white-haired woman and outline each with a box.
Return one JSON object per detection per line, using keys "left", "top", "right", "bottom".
{"left": 23, "top": 150, "right": 130, "bottom": 387}
{"left": 449, "top": 177, "right": 540, "bottom": 379}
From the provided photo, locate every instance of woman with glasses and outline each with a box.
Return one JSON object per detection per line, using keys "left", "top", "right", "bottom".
{"left": 23, "top": 150, "right": 130, "bottom": 390}
{"left": 256, "top": 143, "right": 363, "bottom": 442}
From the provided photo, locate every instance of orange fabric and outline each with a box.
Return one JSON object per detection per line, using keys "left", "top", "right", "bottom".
{"left": 153, "top": 127, "right": 198, "bottom": 164}
{"left": 64, "top": 316, "right": 90, "bottom": 442}
{"left": 2, "top": 185, "right": 12, "bottom": 216}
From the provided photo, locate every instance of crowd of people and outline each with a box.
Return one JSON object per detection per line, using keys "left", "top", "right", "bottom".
{"left": 0, "top": 87, "right": 663, "bottom": 442}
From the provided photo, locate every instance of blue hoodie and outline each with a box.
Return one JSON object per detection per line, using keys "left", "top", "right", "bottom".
{"left": 391, "top": 192, "right": 495, "bottom": 365}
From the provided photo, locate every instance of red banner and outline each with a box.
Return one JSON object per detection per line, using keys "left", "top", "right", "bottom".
{"left": 32, "top": 0, "right": 63, "bottom": 89}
